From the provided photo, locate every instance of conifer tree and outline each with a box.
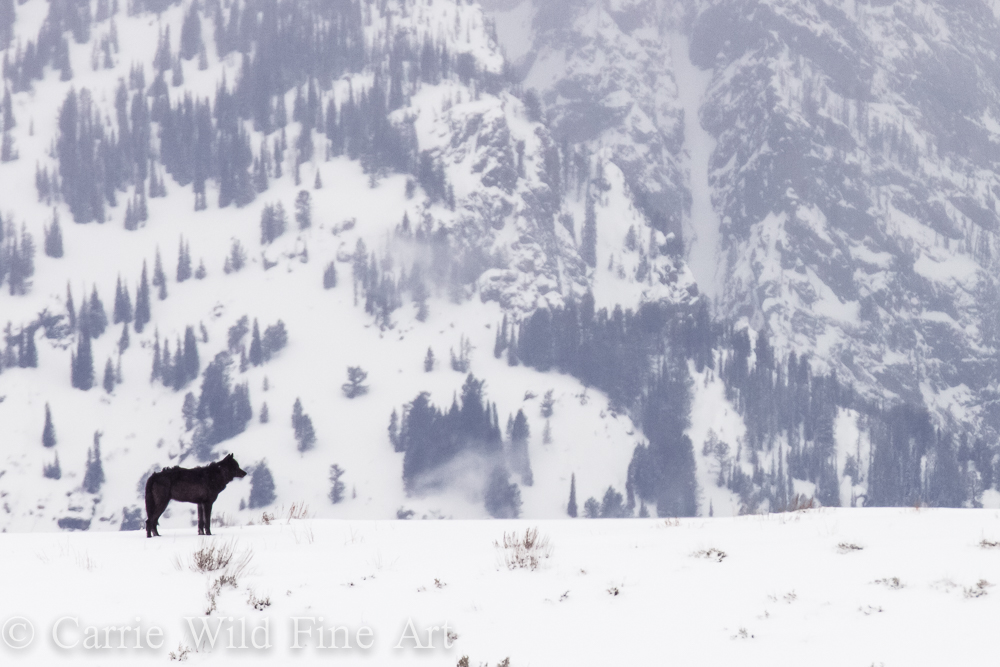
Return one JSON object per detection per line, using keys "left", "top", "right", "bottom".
{"left": 259, "top": 402, "right": 269, "bottom": 424}
{"left": 113, "top": 275, "right": 133, "bottom": 323}
{"left": 124, "top": 200, "right": 137, "bottom": 230}
{"left": 45, "top": 211, "right": 64, "bottom": 258}
{"left": 510, "top": 409, "right": 532, "bottom": 486}
{"left": 134, "top": 262, "right": 151, "bottom": 332}
{"left": 137, "top": 186, "right": 148, "bottom": 222}
{"left": 150, "top": 330, "right": 161, "bottom": 382}
{"left": 323, "top": 262, "right": 337, "bottom": 289}
{"left": 248, "top": 461, "right": 276, "bottom": 508}
{"left": 171, "top": 335, "right": 185, "bottom": 391}
{"left": 43, "top": 452, "right": 61, "bottom": 480}
{"left": 424, "top": 347, "right": 435, "bottom": 372}
{"left": 153, "top": 247, "right": 168, "bottom": 300}
{"left": 314, "top": 170, "right": 322, "bottom": 189}
{"left": 342, "top": 366, "right": 368, "bottom": 398}
{"left": 540, "top": 389, "right": 555, "bottom": 418}
{"left": 600, "top": 486, "right": 625, "bottom": 518}
{"left": 329, "top": 464, "right": 346, "bottom": 503}
{"left": 179, "top": 3, "right": 202, "bottom": 60}
{"left": 118, "top": 321, "right": 130, "bottom": 353}
{"left": 567, "top": 473, "right": 577, "bottom": 517}
{"left": 183, "top": 325, "right": 199, "bottom": 384}
{"left": 493, "top": 316, "right": 507, "bottom": 358}
{"left": 19, "top": 327, "right": 37, "bottom": 368}
{"left": 249, "top": 318, "right": 263, "bottom": 366}
{"left": 1, "top": 86, "right": 12, "bottom": 129}
{"left": 72, "top": 322, "right": 95, "bottom": 390}
{"left": 388, "top": 409, "right": 402, "bottom": 452}
{"left": 87, "top": 286, "right": 108, "bottom": 338}
{"left": 261, "top": 321, "right": 288, "bottom": 360}
{"left": 82, "top": 431, "right": 105, "bottom": 494}
{"left": 42, "top": 403, "right": 56, "bottom": 448}
{"left": 161, "top": 339, "right": 172, "bottom": 388}
{"left": 295, "top": 190, "right": 311, "bottom": 229}
{"left": 66, "top": 282, "right": 76, "bottom": 330}
{"left": 507, "top": 331, "right": 519, "bottom": 366}
{"left": 292, "top": 397, "right": 304, "bottom": 434}
{"left": 259, "top": 202, "right": 287, "bottom": 244}
{"left": 485, "top": 467, "right": 521, "bottom": 518}
{"left": 581, "top": 192, "right": 597, "bottom": 267}
{"left": 182, "top": 392, "right": 197, "bottom": 431}
{"left": 296, "top": 413, "right": 316, "bottom": 452}
{"left": 103, "top": 358, "right": 115, "bottom": 393}
{"left": 176, "top": 237, "right": 192, "bottom": 282}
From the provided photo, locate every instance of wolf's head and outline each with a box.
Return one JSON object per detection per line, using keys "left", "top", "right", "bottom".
{"left": 220, "top": 453, "right": 248, "bottom": 479}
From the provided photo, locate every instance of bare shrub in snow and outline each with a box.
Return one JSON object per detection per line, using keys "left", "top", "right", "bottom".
{"left": 247, "top": 588, "right": 271, "bottom": 611}
{"left": 964, "top": 580, "right": 992, "bottom": 598}
{"left": 168, "top": 644, "right": 191, "bottom": 661}
{"left": 837, "top": 542, "right": 864, "bottom": 553}
{"left": 205, "top": 574, "right": 238, "bottom": 615}
{"left": 693, "top": 548, "right": 727, "bottom": 562}
{"left": 494, "top": 527, "right": 552, "bottom": 571}
{"left": 189, "top": 539, "right": 253, "bottom": 578}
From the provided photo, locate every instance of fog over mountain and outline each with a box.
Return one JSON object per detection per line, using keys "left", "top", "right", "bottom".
{"left": 1, "top": 0, "right": 999, "bottom": 532}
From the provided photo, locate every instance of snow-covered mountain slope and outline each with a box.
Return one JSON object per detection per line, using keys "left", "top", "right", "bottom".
{"left": 687, "top": 0, "right": 1000, "bottom": 432}
{"left": 479, "top": 0, "right": 1000, "bottom": 510}
{"left": 487, "top": 0, "right": 688, "bottom": 245}
{"left": 6, "top": 0, "right": 999, "bottom": 530}
{"left": 3, "top": 510, "right": 1000, "bottom": 665}
{"left": 488, "top": 0, "right": 1000, "bottom": 432}
{"left": 0, "top": 0, "right": 712, "bottom": 531}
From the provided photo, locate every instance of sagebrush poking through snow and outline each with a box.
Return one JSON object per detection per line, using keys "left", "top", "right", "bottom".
{"left": 494, "top": 526, "right": 552, "bottom": 571}
{"left": 187, "top": 539, "right": 253, "bottom": 578}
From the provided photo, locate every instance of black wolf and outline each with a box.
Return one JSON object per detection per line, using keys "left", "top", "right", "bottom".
{"left": 145, "top": 454, "right": 247, "bottom": 538}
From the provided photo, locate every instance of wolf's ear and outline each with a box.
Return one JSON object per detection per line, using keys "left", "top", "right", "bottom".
{"left": 224, "top": 453, "right": 234, "bottom": 461}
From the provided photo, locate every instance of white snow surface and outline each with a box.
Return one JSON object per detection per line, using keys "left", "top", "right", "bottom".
{"left": 1, "top": 510, "right": 999, "bottom": 664}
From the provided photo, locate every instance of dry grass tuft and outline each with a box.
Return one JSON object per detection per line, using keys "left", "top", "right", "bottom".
{"left": 286, "top": 502, "right": 312, "bottom": 522}
{"left": 778, "top": 494, "right": 815, "bottom": 513}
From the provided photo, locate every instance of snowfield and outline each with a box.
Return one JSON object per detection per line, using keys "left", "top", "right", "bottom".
{"left": 2, "top": 508, "right": 1000, "bottom": 665}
